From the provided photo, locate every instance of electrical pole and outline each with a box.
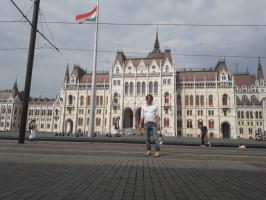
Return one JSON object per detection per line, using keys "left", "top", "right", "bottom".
{"left": 18, "top": 0, "right": 40, "bottom": 144}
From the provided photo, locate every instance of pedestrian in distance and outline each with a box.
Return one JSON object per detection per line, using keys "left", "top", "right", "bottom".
{"left": 140, "top": 94, "right": 161, "bottom": 157}
{"left": 28, "top": 119, "right": 38, "bottom": 141}
{"left": 199, "top": 123, "right": 207, "bottom": 147}
{"left": 113, "top": 117, "right": 121, "bottom": 137}
{"left": 199, "top": 123, "right": 211, "bottom": 147}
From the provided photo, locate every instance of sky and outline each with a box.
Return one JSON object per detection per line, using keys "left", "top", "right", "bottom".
{"left": 0, "top": 0, "right": 266, "bottom": 97}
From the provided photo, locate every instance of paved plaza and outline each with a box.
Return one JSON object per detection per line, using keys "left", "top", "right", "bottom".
{"left": 0, "top": 139, "right": 265, "bottom": 200}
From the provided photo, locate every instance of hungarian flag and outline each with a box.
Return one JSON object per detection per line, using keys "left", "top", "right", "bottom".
{"left": 76, "top": 6, "right": 97, "bottom": 23}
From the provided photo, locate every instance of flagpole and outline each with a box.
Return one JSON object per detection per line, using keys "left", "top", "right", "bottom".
{"left": 88, "top": 0, "right": 99, "bottom": 137}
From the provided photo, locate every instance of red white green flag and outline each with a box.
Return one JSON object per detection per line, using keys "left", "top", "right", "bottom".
{"left": 76, "top": 6, "right": 97, "bottom": 23}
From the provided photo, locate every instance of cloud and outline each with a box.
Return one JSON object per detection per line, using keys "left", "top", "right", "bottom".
{"left": 0, "top": 0, "right": 265, "bottom": 97}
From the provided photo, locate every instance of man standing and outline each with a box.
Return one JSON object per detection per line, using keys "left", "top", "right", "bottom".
{"left": 199, "top": 123, "right": 208, "bottom": 146}
{"left": 140, "top": 94, "right": 160, "bottom": 157}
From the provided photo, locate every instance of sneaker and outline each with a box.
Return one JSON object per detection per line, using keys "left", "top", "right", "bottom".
{"left": 145, "top": 150, "right": 151, "bottom": 156}
{"left": 154, "top": 151, "right": 160, "bottom": 157}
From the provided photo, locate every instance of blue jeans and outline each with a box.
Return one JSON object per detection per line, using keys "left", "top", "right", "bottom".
{"left": 144, "top": 122, "right": 160, "bottom": 151}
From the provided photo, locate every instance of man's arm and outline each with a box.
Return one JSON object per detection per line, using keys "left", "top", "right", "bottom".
{"left": 140, "top": 106, "right": 144, "bottom": 128}
{"left": 156, "top": 106, "right": 160, "bottom": 130}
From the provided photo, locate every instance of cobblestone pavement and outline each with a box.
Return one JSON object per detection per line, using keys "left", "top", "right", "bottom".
{"left": 0, "top": 140, "right": 265, "bottom": 200}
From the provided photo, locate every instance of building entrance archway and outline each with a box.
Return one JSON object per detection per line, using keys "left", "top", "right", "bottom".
{"left": 65, "top": 119, "right": 73, "bottom": 134}
{"left": 221, "top": 122, "right": 230, "bottom": 138}
{"left": 123, "top": 108, "right": 133, "bottom": 128}
{"left": 135, "top": 107, "right": 141, "bottom": 128}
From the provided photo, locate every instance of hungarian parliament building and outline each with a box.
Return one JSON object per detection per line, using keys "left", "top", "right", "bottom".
{"left": 1, "top": 33, "right": 266, "bottom": 139}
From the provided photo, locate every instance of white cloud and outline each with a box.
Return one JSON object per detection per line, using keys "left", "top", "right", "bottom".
{"left": 0, "top": 0, "right": 265, "bottom": 97}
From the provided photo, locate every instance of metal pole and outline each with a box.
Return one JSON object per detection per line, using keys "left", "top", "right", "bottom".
{"left": 88, "top": 0, "right": 100, "bottom": 137}
{"left": 18, "top": 0, "right": 40, "bottom": 144}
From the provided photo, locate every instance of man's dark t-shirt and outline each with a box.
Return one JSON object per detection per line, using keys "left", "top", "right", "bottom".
{"left": 200, "top": 126, "right": 207, "bottom": 135}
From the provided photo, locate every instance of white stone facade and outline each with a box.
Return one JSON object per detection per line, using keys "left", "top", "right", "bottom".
{"left": 1, "top": 36, "right": 266, "bottom": 139}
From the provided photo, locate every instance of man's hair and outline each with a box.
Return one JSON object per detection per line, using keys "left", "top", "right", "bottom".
{"left": 146, "top": 94, "right": 153, "bottom": 100}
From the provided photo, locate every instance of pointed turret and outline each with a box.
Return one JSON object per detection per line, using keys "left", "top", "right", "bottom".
{"left": 11, "top": 79, "right": 18, "bottom": 98}
{"left": 64, "top": 64, "right": 70, "bottom": 83}
{"left": 257, "top": 57, "right": 264, "bottom": 80}
{"left": 147, "top": 30, "right": 163, "bottom": 58}
{"left": 152, "top": 29, "right": 161, "bottom": 54}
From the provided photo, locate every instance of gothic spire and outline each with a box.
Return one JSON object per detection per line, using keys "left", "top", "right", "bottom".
{"left": 12, "top": 78, "right": 18, "bottom": 98}
{"left": 152, "top": 28, "right": 160, "bottom": 53}
{"left": 257, "top": 57, "right": 264, "bottom": 80}
{"left": 153, "top": 27, "right": 160, "bottom": 52}
{"left": 64, "top": 63, "right": 70, "bottom": 83}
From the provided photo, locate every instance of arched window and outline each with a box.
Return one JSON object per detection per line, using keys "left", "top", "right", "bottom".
{"left": 208, "top": 95, "right": 213, "bottom": 107}
{"left": 165, "top": 65, "right": 169, "bottom": 73}
{"left": 259, "top": 111, "right": 262, "bottom": 118}
{"left": 198, "top": 119, "right": 203, "bottom": 128}
{"left": 251, "top": 95, "right": 257, "bottom": 104}
{"left": 125, "top": 82, "right": 129, "bottom": 95}
{"left": 242, "top": 95, "right": 248, "bottom": 104}
{"left": 222, "top": 94, "right": 228, "bottom": 106}
{"left": 96, "top": 118, "right": 101, "bottom": 126}
{"left": 200, "top": 95, "right": 204, "bottom": 106}
{"left": 255, "top": 111, "right": 259, "bottom": 119}
{"left": 246, "top": 111, "right": 249, "bottom": 118}
{"left": 96, "top": 96, "right": 100, "bottom": 106}
{"left": 208, "top": 120, "right": 214, "bottom": 129}
{"left": 112, "top": 117, "right": 116, "bottom": 126}
{"left": 237, "top": 111, "right": 240, "bottom": 118}
{"left": 239, "top": 127, "right": 243, "bottom": 134}
{"left": 185, "top": 95, "right": 189, "bottom": 106}
{"left": 80, "top": 96, "right": 84, "bottom": 106}
{"left": 78, "top": 118, "right": 83, "bottom": 126}
{"left": 87, "top": 96, "right": 90, "bottom": 106}
{"left": 100, "top": 96, "right": 103, "bottom": 106}
{"left": 113, "top": 93, "right": 119, "bottom": 104}
{"left": 137, "top": 82, "right": 141, "bottom": 95}
{"left": 164, "top": 92, "right": 170, "bottom": 104}
{"left": 68, "top": 95, "right": 73, "bottom": 105}
{"left": 149, "top": 82, "right": 153, "bottom": 94}
{"left": 142, "top": 82, "right": 146, "bottom": 95}
{"left": 196, "top": 95, "right": 200, "bottom": 106}
{"left": 250, "top": 111, "right": 253, "bottom": 119}
{"left": 130, "top": 82, "right": 134, "bottom": 94}
{"left": 187, "top": 119, "right": 193, "bottom": 128}
{"left": 154, "top": 82, "right": 158, "bottom": 94}
{"left": 177, "top": 95, "right": 181, "bottom": 105}
{"left": 241, "top": 111, "right": 244, "bottom": 118}
{"left": 164, "top": 118, "right": 170, "bottom": 127}
{"left": 190, "top": 95, "right": 193, "bottom": 106}
{"left": 116, "top": 67, "right": 119, "bottom": 74}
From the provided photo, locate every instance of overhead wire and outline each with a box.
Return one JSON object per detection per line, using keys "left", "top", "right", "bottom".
{"left": 10, "top": 0, "right": 59, "bottom": 52}
{"left": 2, "top": 20, "right": 266, "bottom": 27}
{"left": 0, "top": 47, "right": 265, "bottom": 60}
